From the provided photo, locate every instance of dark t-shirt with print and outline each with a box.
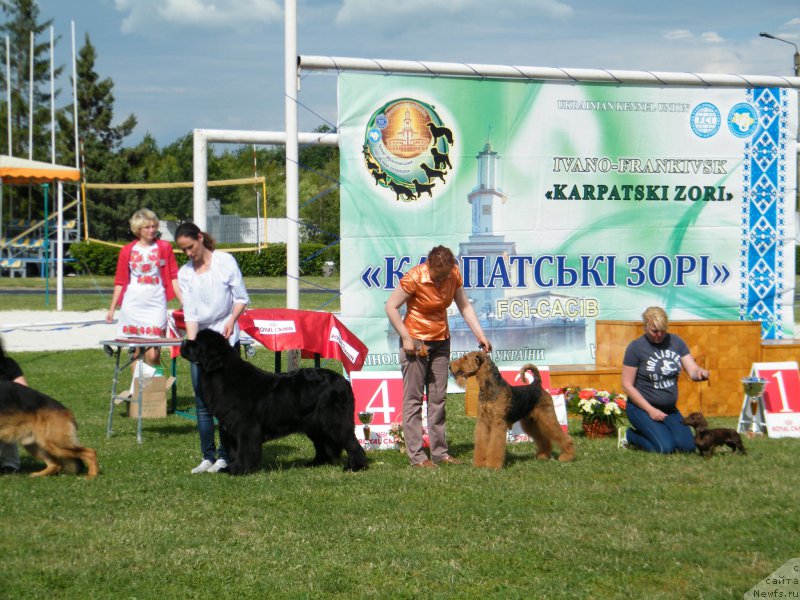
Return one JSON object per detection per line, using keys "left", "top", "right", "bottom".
{"left": 623, "top": 333, "right": 689, "bottom": 410}
{"left": 0, "top": 356, "right": 23, "bottom": 382}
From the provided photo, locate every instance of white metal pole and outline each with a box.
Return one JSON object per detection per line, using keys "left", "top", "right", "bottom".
{"left": 56, "top": 181, "right": 64, "bottom": 311}
{"left": 2, "top": 36, "right": 7, "bottom": 239}
{"left": 284, "top": 0, "right": 301, "bottom": 370}
{"left": 28, "top": 31, "right": 33, "bottom": 159}
{"left": 50, "top": 26, "right": 54, "bottom": 163}
{"left": 5, "top": 35, "right": 11, "bottom": 156}
{"left": 71, "top": 21, "right": 81, "bottom": 236}
{"left": 71, "top": 22, "right": 78, "bottom": 167}
{"left": 299, "top": 55, "right": 800, "bottom": 89}
{"left": 193, "top": 128, "right": 337, "bottom": 146}
{"left": 192, "top": 129, "right": 208, "bottom": 231}
{"left": 285, "top": 0, "right": 299, "bottom": 312}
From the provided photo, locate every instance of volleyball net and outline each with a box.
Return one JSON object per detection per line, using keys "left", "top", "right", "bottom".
{"left": 81, "top": 176, "right": 268, "bottom": 252}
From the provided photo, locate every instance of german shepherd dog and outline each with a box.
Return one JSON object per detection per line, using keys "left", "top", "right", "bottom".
{"left": 0, "top": 381, "right": 99, "bottom": 478}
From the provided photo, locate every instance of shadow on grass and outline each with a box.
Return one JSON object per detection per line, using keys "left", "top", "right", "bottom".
{"left": 143, "top": 423, "right": 198, "bottom": 436}
{"left": 192, "top": 442, "right": 357, "bottom": 473}
{"left": 449, "top": 439, "right": 573, "bottom": 466}
{"left": 447, "top": 441, "right": 479, "bottom": 463}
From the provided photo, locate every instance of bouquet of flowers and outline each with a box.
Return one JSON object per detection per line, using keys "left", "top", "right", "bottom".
{"left": 388, "top": 422, "right": 428, "bottom": 450}
{"left": 388, "top": 422, "right": 405, "bottom": 451}
{"left": 563, "top": 387, "right": 628, "bottom": 428}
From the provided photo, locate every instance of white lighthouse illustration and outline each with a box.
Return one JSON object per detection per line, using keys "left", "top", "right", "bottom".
{"left": 447, "top": 141, "right": 587, "bottom": 357}
{"left": 383, "top": 139, "right": 587, "bottom": 360}
{"left": 458, "top": 141, "right": 516, "bottom": 318}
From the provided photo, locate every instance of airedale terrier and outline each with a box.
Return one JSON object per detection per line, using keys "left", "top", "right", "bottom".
{"left": 449, "top": 351, "right": 575, "bottom": 468}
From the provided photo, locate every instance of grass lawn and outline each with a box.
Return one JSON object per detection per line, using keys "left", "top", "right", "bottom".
{"left": 0, "top": 276, "right": 798, "bottom": 598}
{"left": 0, "top": 346, "right": 797, "bottom": 599}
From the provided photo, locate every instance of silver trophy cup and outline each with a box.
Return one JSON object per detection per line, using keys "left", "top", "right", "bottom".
{"left": 357, "top": 411, "right": 374, "bottom": 441}
{"left": 741, "top": 377, "right": 767, "bottom": 436}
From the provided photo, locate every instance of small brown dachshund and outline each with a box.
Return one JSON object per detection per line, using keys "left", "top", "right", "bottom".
{"left": 683, "top": 412, "right": 746, "bottom": 457}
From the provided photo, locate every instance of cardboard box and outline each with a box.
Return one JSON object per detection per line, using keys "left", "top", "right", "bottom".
{"left": 127, "top": 376, "right": 174, "bottom": 419}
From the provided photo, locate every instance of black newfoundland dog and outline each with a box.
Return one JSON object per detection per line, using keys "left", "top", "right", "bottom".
{"left": 181, "top": 329, "right": 367, "bottom": 474}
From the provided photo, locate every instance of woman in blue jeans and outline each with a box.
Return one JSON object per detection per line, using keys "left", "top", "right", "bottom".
{"left": 189, "top": 358, "right": 237, "bottom": 471}
{"left": 620, "top": 306, "right": 709, "bottom": 453}
{"left": 176, "top": 223, "right": 249, "bottom": 474}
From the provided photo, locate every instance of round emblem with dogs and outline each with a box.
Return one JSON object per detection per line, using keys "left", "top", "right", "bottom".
{"left": 362, "top": 98, "right": 453, "bottom": 202}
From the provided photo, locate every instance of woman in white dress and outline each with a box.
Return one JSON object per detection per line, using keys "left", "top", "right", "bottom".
{"left": 106, "top": 209, "right": 182, "bottom": 368}
{"left": 175, "top": 222, "right": 249, "bottom": 474}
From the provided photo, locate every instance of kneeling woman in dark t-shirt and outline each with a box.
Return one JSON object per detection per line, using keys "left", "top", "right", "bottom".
{"left": 620, "top": 306, "right": 709, "bottom": 453}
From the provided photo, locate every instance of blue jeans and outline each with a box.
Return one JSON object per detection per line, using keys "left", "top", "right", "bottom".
{"left": 0, "top": 442, "right": 19, "bottom": 469}
{"left": 625, "top": 401, "right": 696, "bottom": 454}
{"left": 190, "top": 361, "right": 227, "bottom": 462}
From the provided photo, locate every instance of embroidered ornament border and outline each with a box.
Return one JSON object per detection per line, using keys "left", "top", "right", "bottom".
{"left": 740, "top": 87, "right": 788, "bottom": 340}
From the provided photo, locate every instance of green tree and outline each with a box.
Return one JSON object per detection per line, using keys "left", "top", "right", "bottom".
{"left": 132, "top": 133, "right": 193, "bottom": 222}
{"left": 204, "top": 136, "right": 340, "bottom": 245}
{"left": 0, "top": 0, "right": 62, "bottom": 162}
{"left": 298, "top": 125, "right": 339, "bottom": 244}
{"left": 56, "top": 32, "right": 137, "bottom": 240}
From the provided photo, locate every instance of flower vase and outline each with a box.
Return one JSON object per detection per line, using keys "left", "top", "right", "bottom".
{"left": 582, "top": 419, "right": 615, "bottom": 439}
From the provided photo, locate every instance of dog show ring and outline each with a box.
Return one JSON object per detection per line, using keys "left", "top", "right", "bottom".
{"left": 100, "top": 338, "right": 183, "bottom": 443}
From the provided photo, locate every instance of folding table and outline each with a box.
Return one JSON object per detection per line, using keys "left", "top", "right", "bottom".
{"left": 100, "top": 338, "right": 182, "bottom": 443}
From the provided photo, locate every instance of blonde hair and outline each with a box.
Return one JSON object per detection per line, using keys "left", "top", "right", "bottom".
{"left": 642, "top": 306, "right": 668, "bottom": 331}
{"left": 129, "top": 208, "right": 158, "bottom": 238}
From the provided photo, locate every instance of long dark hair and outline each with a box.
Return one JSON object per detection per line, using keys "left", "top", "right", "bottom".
{"left": 175, "top": 222, "right": 215, "bottom": 251}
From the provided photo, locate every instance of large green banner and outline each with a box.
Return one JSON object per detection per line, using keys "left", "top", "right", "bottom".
{"left": 337, "top": 73, "right": 797, "bottom": 368}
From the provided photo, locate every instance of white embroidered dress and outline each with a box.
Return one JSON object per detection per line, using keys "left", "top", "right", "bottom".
{"left": 117, "top": 243, "right": 167, "bottom": 338}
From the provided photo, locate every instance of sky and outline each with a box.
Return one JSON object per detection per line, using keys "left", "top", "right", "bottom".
{"left": 31, "top": 0, "right": 800, "bottom": 149}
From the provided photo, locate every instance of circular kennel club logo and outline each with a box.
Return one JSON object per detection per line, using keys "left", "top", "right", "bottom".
{"left": 727, "top": 102, "right": 758, "bottom": 138}
{"left": 362, "top": 98, "right": 453, "bottom": 202}
{"left": 690, "top": 102, "right": 721, "bottom": 138}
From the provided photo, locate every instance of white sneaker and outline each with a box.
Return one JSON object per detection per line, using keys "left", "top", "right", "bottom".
{"left": 207, "top": 458, "right": 228, "bottom": 473}
{"left": 618, "top": 427, "right": 629, "bottom": 450}
{"left": 191, "top": 459, "right": 214, "bottom": 474}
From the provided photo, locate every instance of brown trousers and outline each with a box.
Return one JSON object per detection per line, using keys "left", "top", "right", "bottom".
{"left": 399, "top": 338, "right": 451, "bottom": 465}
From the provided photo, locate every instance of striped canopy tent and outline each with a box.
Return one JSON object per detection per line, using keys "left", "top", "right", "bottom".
{"left": 0, "top": 155, "right": 80, "bottom": 184}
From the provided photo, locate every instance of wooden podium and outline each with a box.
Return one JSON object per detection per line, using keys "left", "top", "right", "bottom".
{"left": 465, "top": 320, "right": 786, "bottom": 418}
{"left": 593, "top": 320, "right": 762, "bottom": 417}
